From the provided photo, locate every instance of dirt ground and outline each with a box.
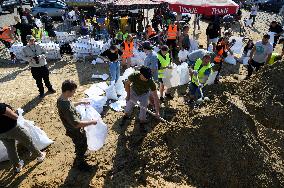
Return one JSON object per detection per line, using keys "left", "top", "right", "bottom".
{"left": 0, "top": 9, "right": 283, "bottom": 188}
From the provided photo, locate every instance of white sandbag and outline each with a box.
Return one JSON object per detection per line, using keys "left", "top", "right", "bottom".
{"left": 91, "top": 74, "right": 109, "bottom": 81}
{"left": 96, "top": 82, "right": 109, "bottom": 91}
{"left": 224, "top": 55, "right": 237, "bottom": 65}
{"left": 230, "top": 36, "right": 243, "bottom": 55}
{"left": 177, "top": 62, "right": 190, "bottom": 85}
{"left": 17, "top": 109, "right": 53, "bottom": 150}
{"left": 162, "top": 65, "right": 180, "bottom": 88}
{"left": 178, "top": 50, "right": 189, "bottom": 62}
{"left": 205, "top": 71, "right": 218, "bottom": 85}
{"left": 84, "top": 120, "right": 107, "bottom": 151}
{"left": 0, "top": 141, "right": 9, "bottom": 162}
{"left": 35, "top": 18, "right": 43, "bottom": 28}
{"left": 105, "top": 84, "right": 118, "bottom": 100}
{"left": 84, "top": 84, "right": 105, "bottom": 97}
{"left": 88, "top": 96, "right": 108, "bottom": 114}
{"left": 79, "top": 106, "right": 107, "bottom": 151}
{"left": 115, "top": 78, "right": 126, "bottom": 96}
{"left": 122, "top": 67, "right": 135, "bottom": 80}
{"left": 109, "top": 100, "right": 125, "bottom": 112}
{"left": 268, "top": 32, "right": 275, "bottom": 45}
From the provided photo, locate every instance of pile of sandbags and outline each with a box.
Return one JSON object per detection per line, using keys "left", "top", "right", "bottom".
{"left": 71, "top": 36, "right": 111, "bottom": 59}
{"left": 39, "top": 42, "right": 61, "bottom": 60}
{"left": 55, "top": 31, "right": 77, "bottom": 43}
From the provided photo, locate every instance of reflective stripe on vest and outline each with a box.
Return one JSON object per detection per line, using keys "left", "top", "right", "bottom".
{"left": 122, "top": 41, "right": 133, "bottom": 59}
{"left": 157, "top": 53, "right": 170, "bottom": 78}
{"left": 167, "top": 24, "right": 177, "bottom": 40}
{"left": 191, "top": 58, "right": 212, "bottom": 85}
{"left": 0, "top": 29, "right": 13, "bottom": 43}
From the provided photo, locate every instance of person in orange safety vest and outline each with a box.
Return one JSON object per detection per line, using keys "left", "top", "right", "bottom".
{"left": 121, "top": 34, "right": 134, "bottom": 68}
{"left": 166, "top": 20, "right": 179, "bottom": 62}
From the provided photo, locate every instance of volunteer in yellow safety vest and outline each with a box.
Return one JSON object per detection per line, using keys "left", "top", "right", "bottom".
{"left": 121, "top": 34, "right": 134, "bottom": 68}
{"left": 188, "top": 54, "right": 212, "bottom": 103}
{"left": 32, "top": 27, "right": 45, "bottom": 42}
{"left": 157, "top": 45, "right": 173, "bottom": 102}
{"left": 115, "top": 30, "right": 128, "bottom": 45}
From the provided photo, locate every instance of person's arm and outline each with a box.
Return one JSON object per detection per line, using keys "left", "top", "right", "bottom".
{"left": 4, "top": 107, "right": 18, "bottom": 120}
{"left": 75, "top": 120, "right": 97, "bottom": 128}
{"left": 74, "top": 101, "right": 90, "bottom": 106}
{"left": 249, "top": 46, "right": 256, "bottom": 62}
{"left": 265, "top": 53, "right": 272, "bottom": 64}
{"left": 151, "top": 90, "right": 160, "bottom": 116}
{"left": 124, "top": 79, "right": 131, "bottom": 101}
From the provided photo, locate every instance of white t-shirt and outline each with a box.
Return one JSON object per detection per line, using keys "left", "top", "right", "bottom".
{"left": 250, "top": 5, "right": 258, "bottom": 16}
{"left": 253, "top": 41, "right": 273, "bottom": 63}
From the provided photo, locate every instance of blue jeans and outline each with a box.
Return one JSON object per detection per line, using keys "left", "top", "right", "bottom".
{"left": 109, "top": 61, "right": 120, "bottom": 83}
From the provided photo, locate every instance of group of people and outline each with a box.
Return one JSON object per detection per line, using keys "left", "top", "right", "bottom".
{"left": 1, "top": 4, "right": 283, "bottom": 174}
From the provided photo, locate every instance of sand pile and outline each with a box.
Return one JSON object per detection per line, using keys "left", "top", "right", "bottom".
{"left": 134, "top": 62, "right": 284, "bottom": 187}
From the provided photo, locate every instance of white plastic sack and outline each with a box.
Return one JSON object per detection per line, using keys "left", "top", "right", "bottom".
{"left": 122, "top": 67, "right": 135, "bottom": 80}
{"left": 92, "top": 74, "right": 109, "bottom": 81}
{"left": 109, "top": 99, "right": 126, "bottom": 112}
{"left": 105, "top": 84, "right": 118, "bottom": 100}
{"left": 17, "top": 108, "right": 53, "bottom": 150}
{"left": 177, "top": 62, "right": 190, "bottom": 85}
{"left": 115, "top": 78, "right": 127, "bottom": 96}
{"left": 268, "top": 32, "right": 275, "bottom": 45}
{"left": 88, "top": 96, "right": 108, "bottom": 114}
{"left": 224, "top": 55, "right": 237, "bottom": 65}
{"left": 205, "top": 71, "right": 218, "bottom": 86}
{"left": 162, "top": 65, "right": 180, "bottom": 88}
{"left": 0, "top": 141, "right": 9, "bottom": 162}
{"left": 178, "top": 50, "right": 189, "bottom": 62}
{"left": 230, "top": 36, "right": 243, "bottom": 55}
{"left": 189, "top": 38, "right": 199, "bottom": 52}
{"left": 85, "top": 84, "right": 105, "bottom": 97}
{"left": 80, "top": 106, "right": 107, "bottom": 151}
{"left": 84, "top": 120, "right": 108, "bottom": 151}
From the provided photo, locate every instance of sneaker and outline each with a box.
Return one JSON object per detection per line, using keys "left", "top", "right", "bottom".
{"left": 37, "top": 152, "right": 46, "bottom": 163}
{"left": 15, "top": 160, "right": 24, "bottom": 173}
{"left": 48, "top": 88, "right": 56, "bottom": 93}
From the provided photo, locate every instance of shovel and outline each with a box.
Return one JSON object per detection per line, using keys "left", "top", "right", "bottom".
{"left": 130, "top": 100, "right": 173, "bottom": 125}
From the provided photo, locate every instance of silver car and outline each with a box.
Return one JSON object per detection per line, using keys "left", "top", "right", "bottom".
{"left": 31, "top": 1, "right": 67, "bottom": 18}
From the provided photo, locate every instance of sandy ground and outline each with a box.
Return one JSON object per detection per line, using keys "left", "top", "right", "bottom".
{"left": 0, "top": 8, "right": 283, "bottom": 188}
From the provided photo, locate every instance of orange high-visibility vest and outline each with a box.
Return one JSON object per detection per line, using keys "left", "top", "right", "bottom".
{"left": 122, "top": 41, "right": 134, "bottom": 59}
{"left": 167, "top": 24, "right": 177, "bottom": 40}
{"left": 0, "top": 27, "right": 14, "bottom": 43}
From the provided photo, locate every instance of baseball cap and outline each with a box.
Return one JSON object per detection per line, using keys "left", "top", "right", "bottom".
{"left": 142, "top": 41, "right": 153, "bottom": 50}
{"left": 26, "top": 35, "right": 35, "bottom": 41}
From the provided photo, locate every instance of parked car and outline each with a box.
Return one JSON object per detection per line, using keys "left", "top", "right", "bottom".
{"left": 31, "top": 1, "right": 67, "bottom": 18}
{"left": 0, "top": 0, "right": 18, "bottom": 14}
{"left": 259, "top": 0, "right": 284, "bottom": 12}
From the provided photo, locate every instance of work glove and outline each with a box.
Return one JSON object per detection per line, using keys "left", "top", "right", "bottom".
{"left": 198, "top": 83, "right": 203, "bottom": 88}
{"left": 193, "top": 70, "right": 198, "bottom": 76}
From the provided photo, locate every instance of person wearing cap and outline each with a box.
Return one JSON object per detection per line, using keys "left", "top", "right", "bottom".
{"left": 100, "top": 45, "right": 123, "bottom": 84}
{"left": 22, "top": 35, "right": 56, "bottom": 97}
{"left": 143, "top": 41, "right": 158, "bottom": 81}
{"left": 121, "top": 66, "right": 160, "bottom": 132}
{"left": 157, "top": 45, "right": 173, "bottom": 102}
{"left": 41, "top": 12, "right": 56, "bottom": 41}
{"left": 245, "top": 34, "right": 273, "bottom": 79}
{"left": 120, "top": 34, "right": 134, "bottom": 68}
{"left": 268, "top": 21, "right": 284, "bottom": 49}
{"left": 188, "top": 54, "right": 212, "bottom": 103}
